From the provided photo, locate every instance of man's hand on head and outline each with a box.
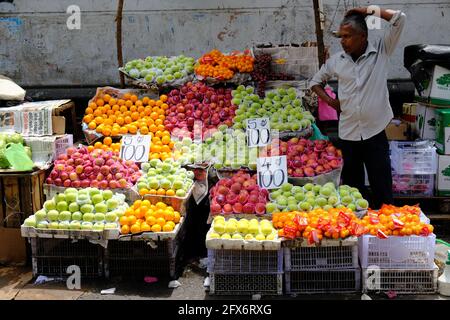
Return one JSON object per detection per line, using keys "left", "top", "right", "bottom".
{"left": 345, "top": 7, "right": 375, "bottom": 18}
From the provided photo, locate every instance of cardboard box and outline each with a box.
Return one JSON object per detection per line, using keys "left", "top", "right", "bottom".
{"left": 414, "top": 102, "right": 450, "bottom": 140}
{"left": 0, "top": 99, "right": 72, "bottom": 136}
{"left": 402, "top": 103, "right": 417, "bottom": 124}
{"left": 24, "top": 134, "right": 73, "bottom": 168}
{"left": 415, "top": 65, "right": 450, "bottom": 106}
{"left": 0, "top": 227, "right": 27, "bottom": 265}
{"left": 435, "top": 109, "right": 450, "bottom": 154}
{"left": 386, "top": 119, "right": 408, "bottom": 140}
{"left": 437, "top": 154, "right": 450, "bottom": 196}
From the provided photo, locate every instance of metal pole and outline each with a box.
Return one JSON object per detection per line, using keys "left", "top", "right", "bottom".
{"left": 313, "top": 0, "right": 326, "bottom": 67}
{"left": 116, "top": 0, "right": 125, "bottom": 88}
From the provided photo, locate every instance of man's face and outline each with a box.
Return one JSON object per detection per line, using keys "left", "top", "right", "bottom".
{"left": 339, "top": 23, "right": 367, "bottom": 55}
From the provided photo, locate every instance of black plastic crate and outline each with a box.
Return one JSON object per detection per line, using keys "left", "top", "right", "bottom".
{"left": 30, "top": 238, "right": 103, "bottom": 278}
{"left": 210, "top": 273, "right": 283, "bottom": 296}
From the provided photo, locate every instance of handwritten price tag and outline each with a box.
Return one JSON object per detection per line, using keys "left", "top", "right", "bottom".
{"left": 257, "top": 155, "right": 287, "bottom": 189}
{"left": 119, "top": 135, "right": 151, "bottom": 162}
{"left": 246, "top": 118, "right": 271, "bottom": 147}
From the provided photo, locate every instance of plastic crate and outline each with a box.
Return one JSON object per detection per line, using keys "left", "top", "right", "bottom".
{"left": 390, "top": 141, "right": 437, "bottom": 174}
{"left": 207, "top": 249, "right": 283, "bottom": 274}
{"left": 285, "top": 268, "right": 361, "bottom": 294}
{"left": 362, "top": 265, "right": 438, "bottom": 294}
{"left": 209, "top": 273, "right": 283, "bottom": 296}
{"left": 30, "top": 238, "right": 103, "bottom": 278}
{"left": 359, "top": 234, "right": 436, "bottom": 269}
{"left": 392, "top": 173, "right": 435, "bottom": 196}
{"left": 284, "top": 243, "right": 359, "bottom": 271}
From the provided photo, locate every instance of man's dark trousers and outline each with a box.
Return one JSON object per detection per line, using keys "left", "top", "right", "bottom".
{"left": 338, "top": 130, "right": 393, "bottom": 209}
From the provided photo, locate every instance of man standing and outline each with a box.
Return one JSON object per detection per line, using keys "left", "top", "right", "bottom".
{"left": 310, "top": 7, "right": 406, "bottom": 209}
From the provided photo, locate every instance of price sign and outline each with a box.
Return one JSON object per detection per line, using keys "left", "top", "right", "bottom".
{"left": 246, "top": 118, "right": 270, "bottom": 147}
{"left": 119, "top": 135, "right": 151, "bottom": 162}
{"left": 257, "top": 155, "right": 287, "bottom": 189}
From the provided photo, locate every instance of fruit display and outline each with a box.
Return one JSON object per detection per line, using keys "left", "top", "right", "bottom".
{"left": 137, "top": 158, "right": 195, "bottom": 197}
{"left": 164, "top": 82, "right": 236, "bottom": 138}
{"left": 195, "top": 49, "right": 254, "bottom": 80}
{"left": 250, "top": 53, "right": 294, "bottom": 97}
{"left": 90, "top": 133, "right": 174, "bottom": 161}
{"left": 121, "top": 55, "right": 196, "bottom": 85}
{"left": 23, "top": 188, "right": 128, "bottom": 231}
{"left": 231, "top": 85, "right": 314, "bottom": 131}
{"left": 82, "top": 92, "right": 169, "bottom": 137}
{"left": 207, "top": 216, "right": 277, "bottom": 241}
{"left": 267, "top": 182, "right": 369, "bottom": 213}
{"left": 45, "top": 146, "right": 141, "bottom": 189}
{"left": 361, "top": 204, "right": 434, "bottom": 237}
{"left": 210, "top": 171, "right": 269, "bottom": 215}
{"left": 272, "top": 207, "right": 367, "bottom": 243}
{"left": 0, "top": 132, "right": 32, "bottom": 169}
{"left": 119, "top": 200, "right": 181, "bottom": 234}
{"left": 262, "top": 138, "right": 343, "bottom": 177}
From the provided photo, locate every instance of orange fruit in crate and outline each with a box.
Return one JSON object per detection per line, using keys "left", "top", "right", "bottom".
{"left": 151, "top": 224, "right": 161, "bottom": 232}
{"left": 121, "top": 225, "right": 130, "bottom": 234}
{"left": 141, "top": 222, "right": 151, "bottom": 232}
{"left": 130, "top": 224, "right": 141, "bottom": 234}
{"left": 146, "top": 216, "right": 157, "bottom": 226}
{"left": 128, "top": 216, "right": 137, "bottom": 226}
{"left": 174, "top": 212, "right": 181, "bottom": 223}
{"left": 156, "top": 217, "right": 166, "bottom": 228}
{"left": 164, "top": 211, "right": 175, "bottom": 222}
{"left": 163, "top": 223, "right": 174, "bottom": 232}
{"left": 119, "top": 216, "right": 128, "bottom": 226}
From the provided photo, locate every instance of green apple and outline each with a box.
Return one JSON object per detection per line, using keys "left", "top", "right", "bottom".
{"left": 37, "top": 221, "right": 49, "bottom": 229}
{"left": 102, "top": 190, "right": 113, "bottom": 200}
{"left": 24, "top": 217, "right": 36, "bottom": 227}
{"left": 176, "top": 189, "right": 186, "bottom": 197}
{"left": 55, "top": 193, "right": 66, "bottom": 203}
{"left": 94, "top": 213, "right": 106, "bottom": 222}
{"left": 221, "top": 233, "right": 231, "bottom": 240}
{"left": 82, "top": 213, "right": 94, "bottom": 222}
{"left": 81, "top": 222, "right": 93, "bottom": 231}
{"left": 69, "top": 220, "right": 81, "bottom": 230}
{"left": 92, "top": 194, "right": 103, "bottom": 205}
{"left": 71, "top": 211, "right": 83, "bottom": 221}
{"left": 105, "top": 222, "right": 118, "bottom": 230}
{"left": 48, "top": 222, "right": 60, "bottom": 230}
{"left": 232, "top": 233, "right": 243, "bottom": 240}
{"left": 106, "top": 199, "right": 119, "bottom": 210}
{"left": 35, "top": 209, "right": 47, "bottom": 222}
{"left": 209, "top": 232, "right": 220, "bottom": 239}
{"left": 58, "top": 221, "right": 70, "bottom": 230}
{"left": 95, "top": 202, "right": 108, "bottom": 214}
{"left": 44, "top": 200, "right": 56, "bottom": 211}
{"left": 68, "top": 202, "right": 79, "bottom": 213}
{"left": 105, "top": 212, "right": 117, "bottom": 222}
{"left": 80, "top": 204, "right": 94, "bottom": 214}
{"left": 58, "top": 211, "right": 72, "bottom": 221}
{"left": 214, "top": 223, "right": 225, "bottom": 234}
{"left": 65, "top": 192, "right": 77, "bottom": 203}
{"left": 56, "top": 201, "right": 68, "bottom": 212}
{"left": 47, "top": 210, "right": 59, "bottom": 222}
{"left": 93, "top": 222, "right": 105, "bottom": 232}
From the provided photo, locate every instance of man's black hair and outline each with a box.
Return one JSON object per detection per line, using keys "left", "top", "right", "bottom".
{"left": 340, "top": 13, "right": 368, "bottom": 35}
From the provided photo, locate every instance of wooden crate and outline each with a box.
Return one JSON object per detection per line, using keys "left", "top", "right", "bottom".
{"left": 53, "top": 101, "right": 81, "bottom": 141}
{"left": 0, "top": 169, "right": 47, "bottom": 228}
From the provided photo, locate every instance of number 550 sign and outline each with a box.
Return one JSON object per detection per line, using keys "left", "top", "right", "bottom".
{"left": 120, "top": 135, "right": 151, "bottom": 162}
{"left": 257, "top": 156, "right": 287, "bottom": 189}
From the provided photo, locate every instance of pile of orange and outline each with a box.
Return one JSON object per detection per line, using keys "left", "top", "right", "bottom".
{"left": 88, "top": 135, "right": 174, "bottom": 161}
{"left": 360, "top": 204, "right": 434, "bottom": 237}
{"left": 119, "top": 200, "right": 181, "bottom": 235}
{"left": 195, "top": 49, "right": 254, "bottom": 80}
{"left": 82, "top": 93, "right": 169, "bottom": 138}
{"left": 273, "top": 208, "right": 366, "bottom": 243}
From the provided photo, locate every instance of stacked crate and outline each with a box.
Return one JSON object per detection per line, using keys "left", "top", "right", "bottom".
{"left": 283, "top": 238, "right": 360, "bottom": 294}
{"left": 360, "top": 232, "right": 438, "bottom": 294}
{"left": 208, "top": 248, "right": 283, "bottom": 296}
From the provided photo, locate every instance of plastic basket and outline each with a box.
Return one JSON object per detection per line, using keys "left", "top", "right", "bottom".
{"left": 392, "top": 173, "right": 435, "bottom": 196}
{"left": 288, "top": 166, "right": 342, "bottom": 187}
{"left": 284, "top": 268, "right": 361, "bottom": 294}
{"left": 284, "top": 242, "right": 359, "bottom": 271}
{"left": 362, "top": 265, "right": 438, "bottom": 294}
{"left": 390, "top": 141, "right": 437, "bottom": 174}
{"left": 358, "top": 234, "right": 436, "bottom": 269}
{"left": 209, "top": 273, "right": 283, "bottom": 295}
{"left": 30, "top": 237, "right": 104, "bottom": 278}
{"left": 207, "top": 249, "right": 283, "bottom": 274}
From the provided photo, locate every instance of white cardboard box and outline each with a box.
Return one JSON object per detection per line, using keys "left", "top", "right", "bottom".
{"left": 414, "top": 103, "right": 450, "bottom": 140}
{"left": 437, "top": 154, "right": 450, "bottom": 196}
{"left": 24, "top": 134, "right": 73, "bottom": 168}
{"left": 415, "top": 65, "right": 450, "bottom": 106}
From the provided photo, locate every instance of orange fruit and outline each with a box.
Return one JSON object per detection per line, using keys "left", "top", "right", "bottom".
{"left": 163, "top": 223, "right": 174, "bottom": 232}
{"left": 128, "top": 216, "right": 137, "bottom": 226}
{"left": 159, "top": 95, "right": 168, "bottom": 102}
{"left": 103, "top": 137, "right": 112, "bottom": 146}
{"left": 119, "top": 216, "right": 129, "bottom": 226}
{"left": 156, "top": 188, "right": 166, "bottom": 196}
{"left": 120, "top": 127, "right": 128, "bottom": 134}
{"left": 130, "top": 224, "right": 141, "bottom": 234}
{"left": 141, "top": 222, "right": 151, "bottom": 232}
{"left": 164, "top": 211, "right": 175, "bottom": 221}
{"left": 174, "top": 212, "right": 181, "bottom": 223}
{"left": 165, "top": 189, "right": 175, "bottom": 197}
{"left": 128, "top": 125, "right": 137, "bottom": 134}
{"left": 96, "top": 98, "right": 105, "bottom": 106}
{"left": 151, "top": 224, "right": 162, "bottom": 232}
{"left": 121, "top": 225, "right": 130, "bottom": 234}
{"left": 146, "top": 216, "right": 157, "bottom": 226}
{"left": 140, "top": 126, "right": 149, "bottom": 135}
{"left": 156, "top": 217, "right": 166, "bottom": 227}
{"left": 88, "top": 121, "right": 97, "bottom": 130}
{"left": 88, "top": 102, "right": 97, "bottom": 110}
{"left": 139, "top": 188, "right": 149, "bottom": 196}
{"left": 130, "top": 94, "right": 138, "bottom": 103}
{"left": 148, "top": 189, "right": 157, "bottom": 195}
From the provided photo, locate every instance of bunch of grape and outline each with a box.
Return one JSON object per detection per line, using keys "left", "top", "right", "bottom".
{"left": 251, "top": 54, "right": 295, "bottom": 97}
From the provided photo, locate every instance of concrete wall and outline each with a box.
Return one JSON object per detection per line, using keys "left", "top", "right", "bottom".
{"left": 1, "top": 0, "right": 449, "bottom": 87}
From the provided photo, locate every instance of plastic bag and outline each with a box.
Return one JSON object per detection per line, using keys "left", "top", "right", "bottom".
{"left": 4, "top": 143, "right": 34, "bottom": 171}
{"left": 309, "top": 123, "right": 329, "bottom": 141}
{"left": 318, "top": 86, "right": 338, "bottom": 121}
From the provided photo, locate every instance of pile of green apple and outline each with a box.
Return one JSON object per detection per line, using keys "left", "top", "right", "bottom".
{"left": 123, "top": 55, "right": 195, "bottom": 84}
{"left": 266, "top": 182, "right": 369, "bottom": 213}
{"left": 23, "top": 187, "right": 128, "bottom": 231}
{"left": 138, "top": 158, "right": 195, "bottom": 197}
{"left": 231, "top": 85, "right": 314, "bottom": 131}
{"left": 208, "top": 216, "right": 277, "bottom": 241}
{"left": 173, "top": 128, "right": 259, "bottom": 170}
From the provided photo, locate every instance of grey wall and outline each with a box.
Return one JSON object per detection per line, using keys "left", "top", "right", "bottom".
{"left": 1, "top": 0, "right": 449, "bottom": 87}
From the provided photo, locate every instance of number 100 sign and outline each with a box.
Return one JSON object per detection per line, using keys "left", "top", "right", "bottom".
{"left": 119, "top": 135, "right": 151, "bottom": 162}
{"left": 257, "top": 156, "right": 288, "bottom": 189}
{"left": 246, "top": 118, "right": 270, "bottom": 147}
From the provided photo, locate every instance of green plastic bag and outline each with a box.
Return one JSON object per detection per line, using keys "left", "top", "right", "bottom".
{"left": 4, "top": 143, "right": 34, "bottom": 171}
{"left": 309, "top": 123, "right": 329, "bottom": 141}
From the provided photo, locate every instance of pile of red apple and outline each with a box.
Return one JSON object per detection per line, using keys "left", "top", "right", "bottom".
{"left": 262, "top": 138, "right": 343, "bottom": 177}
{"left": 210, "top": 171, "right": 269, "bottom": 215}
{"left": 46, "top": 146, "right": 141, "bottom": 189}
{"left": 164, "top": 82, "right": 237, "bottom": 138}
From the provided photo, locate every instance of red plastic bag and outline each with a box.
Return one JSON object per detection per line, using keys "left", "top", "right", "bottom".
{"left": 318, "top": 86, "right": 338, "bottom": 121}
